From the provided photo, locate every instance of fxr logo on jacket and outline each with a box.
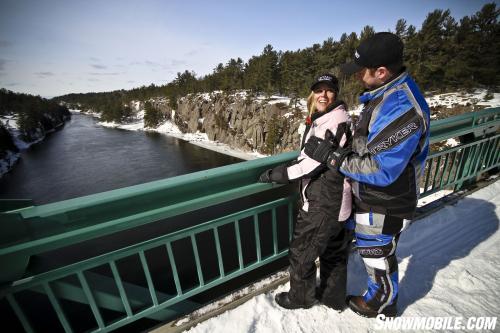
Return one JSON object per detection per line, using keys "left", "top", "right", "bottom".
{"left": 368, "top": 121, "right": 419, "bottom": 155}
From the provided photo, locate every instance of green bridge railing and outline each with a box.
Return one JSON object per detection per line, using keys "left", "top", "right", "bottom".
{"left": 423, "top": 108, "right": 499, "bottom": 194}
{"left": 1, "top": 107, "right": 499, "bottom": 332}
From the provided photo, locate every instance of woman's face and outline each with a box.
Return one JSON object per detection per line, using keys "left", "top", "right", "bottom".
{"left": 313, "top": 83, "right": 336, "bottom": 112}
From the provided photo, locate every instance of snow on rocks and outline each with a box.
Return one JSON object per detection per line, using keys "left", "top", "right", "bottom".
{"left": 70, "top": 108, "right": 101, "bottom": 118}
{"left": 425, "top": 89, "right": 500, "bottom": 110}
{"left": 348, "top": 88, "right": 499, "bottom": 119}
{"left": 83, "top": 87, "right": 500, "bottom": 162}
{"left": 348, "top": 103, "right": 364, "bottom": 117}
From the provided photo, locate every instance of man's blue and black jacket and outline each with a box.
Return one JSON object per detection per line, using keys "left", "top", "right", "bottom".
{"left": 340, "top": 72, "right": 430, "bottom": 218}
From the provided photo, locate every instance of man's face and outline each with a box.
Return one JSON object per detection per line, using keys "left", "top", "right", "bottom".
{"left": 356, "top": 68, "right": 384, "bottom": 90}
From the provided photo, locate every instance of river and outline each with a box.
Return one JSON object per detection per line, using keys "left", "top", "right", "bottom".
{"left": 0, "top": 113, "right": 241, "bottom": 204}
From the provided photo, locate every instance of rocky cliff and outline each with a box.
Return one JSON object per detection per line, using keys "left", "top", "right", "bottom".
{"left": 166, "top": 92, "right": 306, "bottom": 154}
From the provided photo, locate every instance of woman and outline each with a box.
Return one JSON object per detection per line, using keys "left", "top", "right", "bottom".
{"left": 258, "top": 73, "right": 353, "bottom": 310}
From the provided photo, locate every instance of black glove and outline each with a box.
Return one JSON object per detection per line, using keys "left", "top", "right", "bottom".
{"left": 326, "top": 122, "right": 353, "bottom": 169}
{"left": 326, "top": 147, "right": 350, "bottom": 170}
{"left": 258, "top": 164, "right": 289, "bottom": 184}
{"left": 258, "top": 169, "right": 273, "bottom": 183}
{"left": 303, "top": 129, "right": 338, "bottom": 163}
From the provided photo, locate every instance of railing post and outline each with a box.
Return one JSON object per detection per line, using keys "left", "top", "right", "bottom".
{"left": 44, "top": 282, "right": 73, "bottom": 333}
{"left": 77, "top": 271, "right": 105, "bottom": 329}
{"left": 6, "top": 294, "right": 35, "bottom": 333}
{"left": 253, "top": 215, "right": 262, "bottom": 262}
{"left": 213, "top": 227, "right": 225, "bottom": 277}
{"left": 109, "top": 261, "right": 133, "bottom": 317}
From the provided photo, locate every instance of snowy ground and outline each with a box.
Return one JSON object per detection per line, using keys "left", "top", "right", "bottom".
{"left": 173, "top": 180, "right": 500, "bottom": 333}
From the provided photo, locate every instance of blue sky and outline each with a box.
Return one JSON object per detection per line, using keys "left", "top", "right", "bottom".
{"left": 0, "top": 0, "right": 494, "bottom": 98}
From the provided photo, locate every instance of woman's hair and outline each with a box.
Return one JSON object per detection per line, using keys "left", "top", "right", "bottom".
{"left": 306, "top": 91, "right": 316, "bottom": 116}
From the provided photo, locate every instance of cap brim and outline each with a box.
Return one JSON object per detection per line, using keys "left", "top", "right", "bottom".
{"left": 340, "top": 62, "right": 364, "bottom": 76}
{"left": 310, "top": 81, "right": 337, "bottom": 91}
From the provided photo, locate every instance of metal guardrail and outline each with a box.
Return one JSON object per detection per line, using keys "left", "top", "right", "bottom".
{"left": 0, "top": 151, "right": 298, "bottom": 283}
{"left": 423, "top": 107, "right": 499, "bottom": 195}
{"left": 429, "top": 107, "right": 499, "bottom": 144}
{"left": 0, "top": 108, "right": 499, "bottom": 332}
{"left": 422, "top": 134, "right": 499, "bottom": 196}
{"left": 0, "top": 151, "right": 299, "bottom": 333}
{"left": 3, "top": 198, "right": 294, "bottom": 333}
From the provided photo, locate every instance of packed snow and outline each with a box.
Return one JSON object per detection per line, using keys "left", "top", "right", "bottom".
{"left": 159, "top": 180, "right": 500, "bottom": 333}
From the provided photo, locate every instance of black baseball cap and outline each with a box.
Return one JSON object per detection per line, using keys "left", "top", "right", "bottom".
{"left": 340, "top": 32, "right": 404, "bottom": 75}
{"left": 310, "top": 73, "right": 339, "bottom": 92}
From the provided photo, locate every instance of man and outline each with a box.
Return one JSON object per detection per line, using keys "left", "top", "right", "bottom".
{"left": 303, "top": 32, "right": 430, "bottom": 318}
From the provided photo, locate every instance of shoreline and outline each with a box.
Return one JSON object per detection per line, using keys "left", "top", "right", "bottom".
{"left": 72, "top": 110, "right": 267, "bottom": 161}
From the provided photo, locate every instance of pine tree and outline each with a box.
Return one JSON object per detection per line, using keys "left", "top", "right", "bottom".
{"left": 359, "top": 25, "right": 375, "bottom": 41}
{"left": 468, "top": 3, "right": 499, "bottom": 86}
{"left": 264, "top": 113, "right": 281, "bottom": 154}
{"left": 412, "top": 9, "right": 457, "bottom": 89}
{"left": 144, "top": 101, "right": 165, "bottom": 128}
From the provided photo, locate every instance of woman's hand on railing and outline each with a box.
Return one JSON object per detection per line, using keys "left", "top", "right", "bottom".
{"left": 258, "top": 164, "right": 289, "bottom": 184}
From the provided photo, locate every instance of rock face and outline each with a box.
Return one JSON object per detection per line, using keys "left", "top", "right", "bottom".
{"left": 171, "top": 92, "right": 305, "bottom": 154}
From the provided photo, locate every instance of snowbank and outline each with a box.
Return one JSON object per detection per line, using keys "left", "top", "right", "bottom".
{"left": 69, "top": 108, "right": 101, "bottom": 118}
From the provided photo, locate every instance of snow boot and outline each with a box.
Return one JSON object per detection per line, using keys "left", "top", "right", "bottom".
{"left": 275, "top": 292, "right": 318, "bottom": 310}
{"left": 315, "top": 287, "right": 346, "bottom": 312}
{"left": 346, "top": 295, "right": 397, "bottom": 318}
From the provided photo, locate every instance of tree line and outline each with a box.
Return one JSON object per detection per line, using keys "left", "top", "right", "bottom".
{"left": 55, "top": 3, "right": 498, "bottom": 122}
{"left": 0, "top": 89, "right": 71, "bottom": 156}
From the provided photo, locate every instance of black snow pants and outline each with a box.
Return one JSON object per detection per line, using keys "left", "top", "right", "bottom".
{"left": 288, "top": 170, "right": 353, "bottom": 308}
